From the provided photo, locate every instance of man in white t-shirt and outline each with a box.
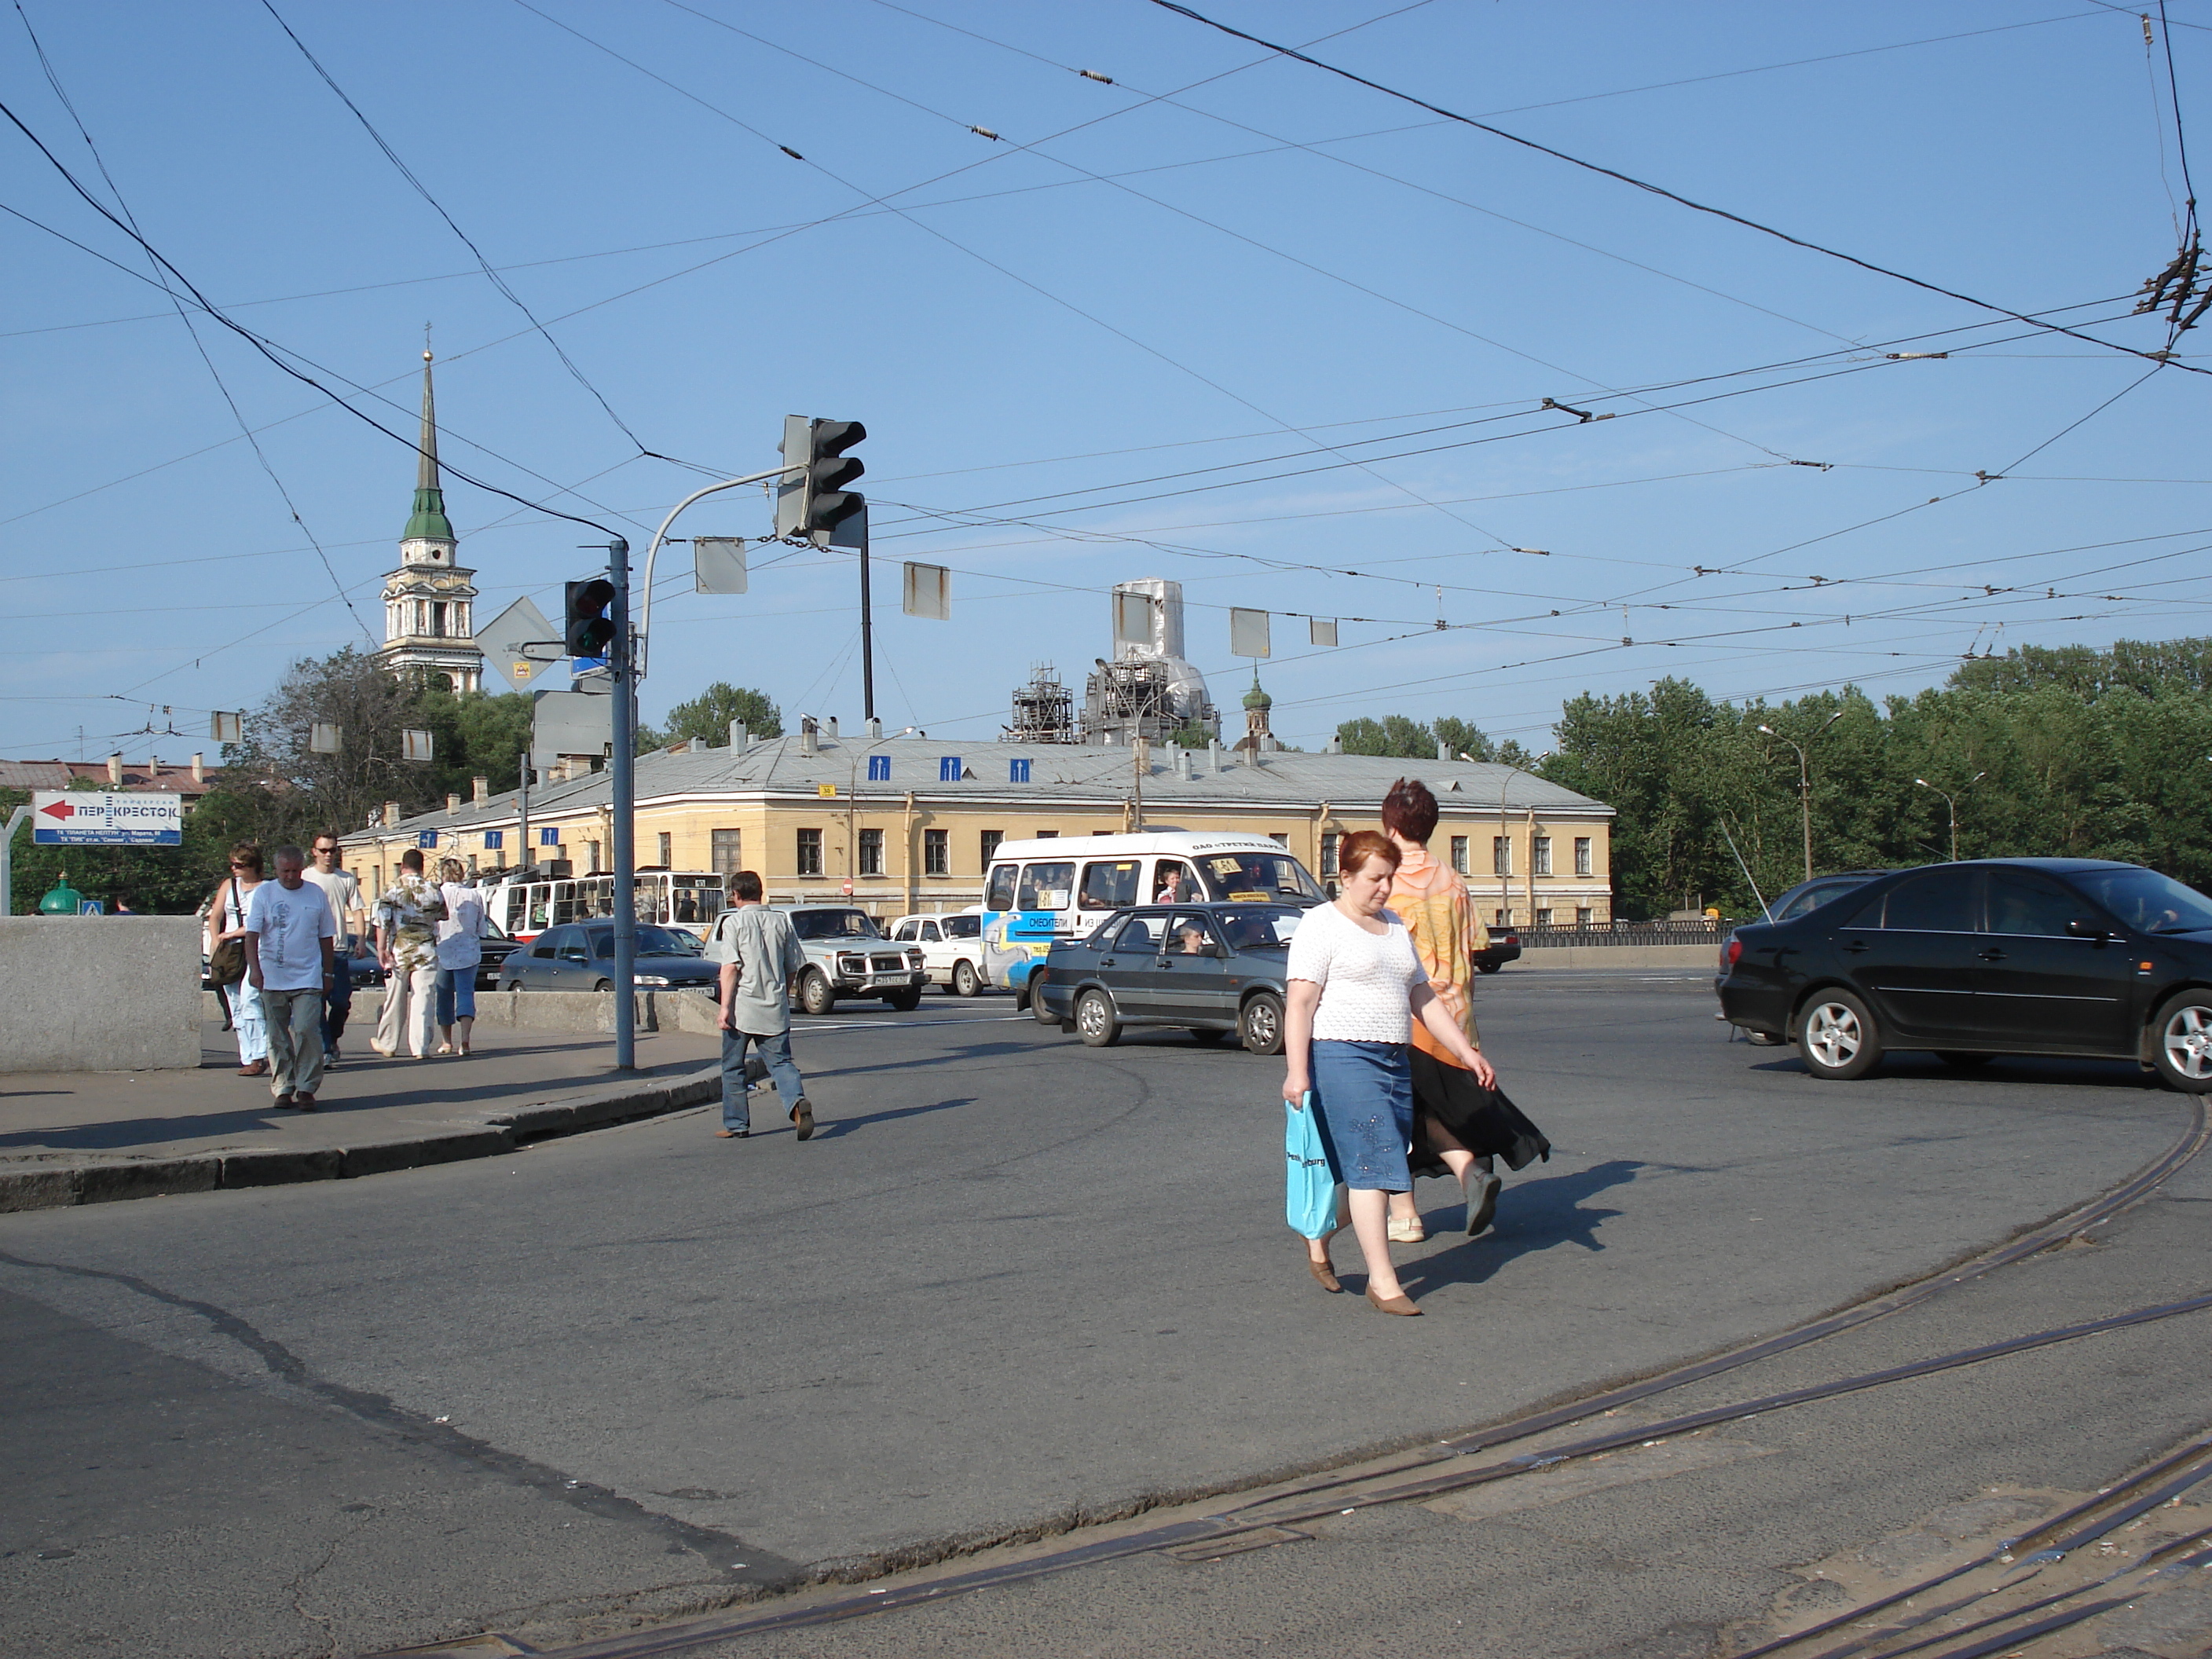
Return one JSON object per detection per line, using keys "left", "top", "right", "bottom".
{"left": 305, "top": 833, "right": 364, "bottom": 1063}
{"left": 245, "top": 844, "right": 337, "bottom": 1109}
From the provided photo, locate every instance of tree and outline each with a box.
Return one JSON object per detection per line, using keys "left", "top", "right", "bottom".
{"left": 1169, "top": 723, "right": 1213, "bottom": 749}
{"left": 660, "top": 683, "right": 783, "bottom": 746}
{"left": 225, "top": 647, "right": 432, "bottom": 840}
{"left": 1431, "top": 717, "right": 1495, "bottom": 762}
{"left": 412, "top": 680, "right": 533, "bottom": 801}
{"left": 1336, "top": 713, "right": 1496, "bottom": 760}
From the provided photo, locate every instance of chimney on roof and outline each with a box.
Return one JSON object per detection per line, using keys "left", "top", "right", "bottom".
{"left": 1207, "top": 738, "right": 1224, "bottom": 772}
{"left": 826, "top": 716, "right": 840, "bottom": 741}
{"left": 1326, "top": 735, "right": 1342, "bottom": 754}
{"left": 1174, "top": 746, "right": 1192, "bottom": 779}
{"left": 799, "top": 716, "right": 818, "bottom": 756}
{"left": 383, "top": 801, "right": 400, "bottom": 826}
{"left": 107, "top": 752, "right": 123, "bottom": 786}
{"left": 446, "top": 793, "right": 461, "bottom": 815}
{"left": 728, "top": 720, "right": 747, "bottom": 751}
{"left": 472, "top": 775, "right": 488, "bottom": 804}
{"left": 866, "top": 715, "right": 881, "bottom": 739}
{"left": 191, "top": 753, "right": 205, "bottom": 785}
{"left": 1435, "top": 738, "right": 1448, "bottom": 762}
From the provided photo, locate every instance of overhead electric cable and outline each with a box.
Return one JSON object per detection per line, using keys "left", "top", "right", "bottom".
{"left": 1147, "top": 0, "right": 2207, "bottom": 374}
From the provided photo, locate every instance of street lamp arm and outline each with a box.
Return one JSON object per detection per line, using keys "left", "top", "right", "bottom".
{"left": 635, "top": 462, "right": 805, "bottom": 679}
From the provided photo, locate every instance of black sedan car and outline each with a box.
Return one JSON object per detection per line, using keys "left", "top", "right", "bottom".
{"left": 499, "top": 922, "right": 721, "bottom": 994}
{"left": 1033, "top": 902, "right": 1315, "bottom": 1053}
{"left": 1719, "top": 859, "right": 2212, "bottom": 1090}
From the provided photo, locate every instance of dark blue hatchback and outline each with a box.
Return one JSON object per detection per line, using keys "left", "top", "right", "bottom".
{"left": 1032, "top": 901, "right": 1317, "bottom": 1054}
{"left": 1718, "top": 859, "right": 2212, "bottom": 1090}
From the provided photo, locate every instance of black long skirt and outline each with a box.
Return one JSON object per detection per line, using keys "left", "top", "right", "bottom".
{"left": 1408, "top": 1048, "right": 1551, "bottom": 1178}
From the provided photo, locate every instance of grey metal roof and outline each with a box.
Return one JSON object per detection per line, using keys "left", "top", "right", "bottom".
{"left": 349, "top": 736, "right": 1609, "bottom": 842}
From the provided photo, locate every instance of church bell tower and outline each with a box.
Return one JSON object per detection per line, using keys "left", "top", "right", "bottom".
{"left": 375, "top": 349, "right": 483, "bottom": 692}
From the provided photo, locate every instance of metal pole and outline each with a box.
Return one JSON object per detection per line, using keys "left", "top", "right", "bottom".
{"left": 1797, "top": 745, "right": 1813, "bottom": 884}
{"left": 859, "top": 529, "right": 875, "bottom": 724}
{"left": 0, "top": 804, "right": 28, "bottom": 917}
{"left": 634, "top": 463, "right": 805, "bottom": 683}
{"left": 608, "top": 537, "right": 636, "bottom": 1071}
{"left": 516, "top": 753, "right": 531, "bottom": 875}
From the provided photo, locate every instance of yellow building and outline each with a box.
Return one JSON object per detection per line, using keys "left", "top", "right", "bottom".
{"left": 343, "top": 729, "right": 1614, "bottom": 928}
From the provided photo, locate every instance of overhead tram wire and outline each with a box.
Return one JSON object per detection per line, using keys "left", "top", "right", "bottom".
{"left": 10, "top": 0, "right": 375, "bottom": 646}
{"left": 1146, "top": 0, "right": 2210, "bottom": 375}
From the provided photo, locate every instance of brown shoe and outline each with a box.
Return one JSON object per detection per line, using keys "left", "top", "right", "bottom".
{"left": 714, "top": 1129, "right": 749, "bottom": 1139}
{"left": 273, "top": 1093, "right": 295, "bottom": 1108}
{"left": 1306, "top": 1253, "right": 1342, "bottom": 1294}
{"left": 791, "top": 1098, "right": 815, "bottom": 1141}
{"left": 293, "top": 1095, "right": 317, "bottom": 1111}
{"left": 237, "top": 1060, "right": 268, "bottom": 1077}
{"left": 1365, "top": 1287, "right": 1423, "bottom": 1317}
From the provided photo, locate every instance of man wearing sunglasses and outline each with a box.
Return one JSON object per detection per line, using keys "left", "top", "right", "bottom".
{"left": 304, "top": 835, "right": 364, "bottom": 1065}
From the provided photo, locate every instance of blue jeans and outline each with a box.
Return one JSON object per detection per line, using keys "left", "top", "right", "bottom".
{"left": 321, "top": 954, "right": 353, "bottom": 1051}
{"left": 434, "top": 967, "right": 477, "bottom": 1027}
{"left": 1309, "top": 1040, "right": 1415, "bottom": 1192}
{"left": 720, "top": 1027, "right": 804, "bottom": 1133}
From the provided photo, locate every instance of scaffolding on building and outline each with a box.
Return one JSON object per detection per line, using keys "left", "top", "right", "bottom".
{"left": 1004, "top": 663, "right": 1078, "bottom": 744}
{"left": 1082, "top": 657, "right": 1199, "bottom": 747}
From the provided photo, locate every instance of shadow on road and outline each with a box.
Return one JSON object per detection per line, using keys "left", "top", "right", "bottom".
{"left": 1745, "top": 1052, "right": 2163, "bottom": 1090}
{"left": 811, "top": 1097, "right": 978, "bottom": 1141}
{"left": 1403, "top": 1158, "right": 1641, "bottom": 1291}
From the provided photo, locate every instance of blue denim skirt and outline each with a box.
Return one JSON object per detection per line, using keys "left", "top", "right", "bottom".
{"left": 1309, "top": 1040, "right": 1414, "bottom": 1192}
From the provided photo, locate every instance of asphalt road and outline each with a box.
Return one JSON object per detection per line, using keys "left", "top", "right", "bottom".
{"left": 1, "top": 970, "right": 2203, "bottom": 1658}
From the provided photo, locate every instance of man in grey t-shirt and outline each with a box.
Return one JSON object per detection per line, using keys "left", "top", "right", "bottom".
{"left": 703, "top": 870, "right": 813, "bottom": 1139}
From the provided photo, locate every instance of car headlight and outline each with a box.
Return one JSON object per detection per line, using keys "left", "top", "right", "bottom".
{"left": 635, "top": 974, "right": 673, "bottom": 987}
{"left": 837, "top": 952, "right": 866, "bottom": 974}
{"left": 906, "top": 949, "right": 924, "bottom": 968}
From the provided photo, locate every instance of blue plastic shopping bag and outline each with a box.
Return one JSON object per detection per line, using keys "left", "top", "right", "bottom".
{"left": 1284, "top": 1091, "right": 1342, "bottom": 1240}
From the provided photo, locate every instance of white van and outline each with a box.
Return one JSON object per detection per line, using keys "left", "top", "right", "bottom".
{"left": 978, "top": 832, "right": 1324, "bottom": 999}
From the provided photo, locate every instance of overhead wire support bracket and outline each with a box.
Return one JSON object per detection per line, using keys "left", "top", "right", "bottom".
{"left": 635, "top": 461, "right": 808, "bottom": 681}
{"left": 1541, "top": 397, "right": 1614, "bottom": 423}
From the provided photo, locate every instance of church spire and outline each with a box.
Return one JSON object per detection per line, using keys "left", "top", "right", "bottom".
{"left": 402, "top": 347, "right": 454, "bottom": 543}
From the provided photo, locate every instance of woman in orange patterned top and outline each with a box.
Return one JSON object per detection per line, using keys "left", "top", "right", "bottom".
{"left": 1379, "top": 777, "right": 1507, "bottom": 1242}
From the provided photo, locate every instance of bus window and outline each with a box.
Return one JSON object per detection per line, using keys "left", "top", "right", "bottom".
{"left": 552, "top": 880, "right": 577, "bottom": 925}
{"left": 1196, "top": 852, "right": 1325, "bottom": 903}
{"left": 528, "top": 888, "right": 549, "bottom": 930}
{"left": 1016, "top": 862, "right": 1074, "bottom": 912}
{"left": 671, "top": 876, "right": 723, "bottom": 927}
{"left": 1079, "top": 859, "right": 1141, "bottom": 910}
{"left": 986, "top": 863, "right": 1018, "bottom": 912}
{"left": 1152, "top": 862, "right": 1199, "bottom": 905}
{"left": 504, "top": 888, "right": 527, "bottom": 933}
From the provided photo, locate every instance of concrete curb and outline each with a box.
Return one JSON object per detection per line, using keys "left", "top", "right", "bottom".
{"left": 0, "top": 1064, "right": 721, "bottom": 1215}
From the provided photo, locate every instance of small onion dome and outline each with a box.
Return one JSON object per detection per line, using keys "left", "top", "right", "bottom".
{"left": 1242, "top": 674, "right": 1273, "bottom": 711}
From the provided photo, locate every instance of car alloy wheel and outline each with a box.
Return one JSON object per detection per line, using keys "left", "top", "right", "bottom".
{"left": 2153, "top": 992, "right": 2212, "bottom": 1092}
{"left": 1242, "top": 991, "right": 1284, "bottom": 1056}
{"left": 1798, "top": 991, "right": 1882, "bottom": 1081}
{"left": 1075, "top": 988, "right": 1119, "bottom": 1047}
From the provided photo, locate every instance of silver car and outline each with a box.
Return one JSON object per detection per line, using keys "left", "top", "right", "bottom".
{"left": 777, "top": 905, "right": 928, "bottom": 1015}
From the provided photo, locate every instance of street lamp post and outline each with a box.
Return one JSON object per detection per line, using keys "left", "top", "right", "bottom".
{"left": 1758, "top": 712, "right": 1844, "bottom": 884}
{"left": 1914, "top": 771, "right": 1986, "bottom": 862}
{"left": 846, "top": 726, "right": 919, "bottom": 896}
{"left": 1481, "top": 752, "right": 1549, "bottom": 928}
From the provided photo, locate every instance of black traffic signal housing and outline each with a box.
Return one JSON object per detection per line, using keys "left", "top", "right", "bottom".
{"left": 564, "top": 577, "right": 617, "bottom": 661}
{"left": 777, "top": 416, "right": 866, "bottom": 545}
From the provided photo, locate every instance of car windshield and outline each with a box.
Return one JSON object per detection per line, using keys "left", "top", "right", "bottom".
{"left": 1196, "top": 853, "right": 1324, "bottom": 903}
{"left": 1216, "top": 906, "right": 1309, "bottom": 950}
{"left": 942, "top": 914, "right": 981, "bottom": 939}
{"left": 2068, "top": 866, "right": 2212, "bottom": 933}
{"left": 591, "top": 926, "right": 704, "bottom": 959}
{"left": 792, "top": 909, "right": 881, "bottom": 941}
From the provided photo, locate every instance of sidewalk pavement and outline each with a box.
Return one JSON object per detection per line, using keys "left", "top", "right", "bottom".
{"left": 0, "top": 1020, "right": 728, "bottom": 1214}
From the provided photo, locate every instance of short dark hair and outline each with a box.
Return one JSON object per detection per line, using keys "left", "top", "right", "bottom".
{"left": 312, "top": 831, "right": 341, "bottom": 851}
{"left": 400, "top": 848, "right": 424, "bottom": 873}
{"left": 1338, "top": 830, "right": 1401, "bottom": 879}
{"left": 731, "top": 870, "right": 764, "bottom": 902}
{"left": 1381, "top": 777, "right": 1439, "bottom": 844}
{"left": 228, "top": 841, "right": 263, "bottom": 874}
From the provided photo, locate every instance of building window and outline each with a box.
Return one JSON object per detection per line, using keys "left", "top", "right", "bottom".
{"left": 1533, "top": 836, "right": 1552, "bottom": 876}
{"left": 924, "top": 829, "right": 949, "bottom": 876}
{"left": 1495, "top": 907, "right": 1511, "bottom": 926}
{"left": 980, "top": 830, "right": 1003, "bottom": 866}
{"left": 867, "top": 754, "right": 892, "bottom": 782}
{"left": 1492, "top": 836, "right": 1511, "bottom": 877}
{"left": 712, "top": 829, "right": 742, "bottom": 874}
{"left": 1574, "top": 837, "right": 1593, "bottom": 877}
{"left": 657, "top": 831, "right": 672, "bottom": 866}
{"left": 1448, "top": 835, "right": 1468, "bottom": 875}
{"left": 482, "top": 830, "right": 504, "bottom": 850}
{"left": 1536, "top": 907, "right": 1551, "bottom": 926}
{"left": 586, "top": 840, "right": 602, "bottom": 872}
{"left": 540, "top": 827, "right": 560, "bottom": 847}
{"left": 859, "top": 828, "right": 884, "bottom": 876}
{"left": 431, "top": 601, "right": 448, "bottom": 638}
{"left": 1576, "top": 906, "right": 1593, "bottom": 927}
{"left": 1009, "top": 757, "right": 1031, "bottom": 783}
{"left": 1034, "top": 829, "right": 1058, "bottom": 839}
{"left": 939, "top": 756, "right": 963, "bottom": 782}
{"left": 1269, "top": 832, "right": 1288, "bottom": 846}
{"left": 1320, "top": 832, "right": 1339, "bottom": 877}
{"left": 797, "top": 829, "right": 822, "bottom": 877}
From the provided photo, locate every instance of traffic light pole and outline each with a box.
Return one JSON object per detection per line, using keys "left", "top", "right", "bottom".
{"left": 606, "top": 537, "right": 636, "bottom": 1072}
{"left": 634, "top": 463, "right": 806, "bottom": 684}
{"left": 858, "top": 529, "right": 874, "bottom": 723}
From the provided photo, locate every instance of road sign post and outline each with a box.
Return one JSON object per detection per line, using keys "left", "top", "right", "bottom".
{"left": 0, "top": 804, "right": 27, "bottom": 917}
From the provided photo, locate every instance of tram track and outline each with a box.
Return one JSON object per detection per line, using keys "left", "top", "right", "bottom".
{"left": 375, "top": 1093, "right": 2211, "bottom": 1659}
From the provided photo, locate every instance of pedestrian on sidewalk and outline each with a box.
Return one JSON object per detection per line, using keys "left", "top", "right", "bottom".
{"left": 372, "top": 848, "right": 445, "bottom": 1060}
{"left": 704, "top": 870, "right": 813, "bottom": 1140}
{"left": 209, "top": 843, "right": 269, "bottom": 1077}
{"left": 244, "top": 844, "right": 336, "bottom": 1110}
{"left": 434, "top": 858, "right": 485, "bottom": 1056}
{"left": 1283, "top": 830, "right": 1496, "bottom": 1317}
{"left": 1377, "top": 778, "right": 1527, "bottom": 1243}
{"left": 303, "top": 833, "right": 364, "bottom": 1066}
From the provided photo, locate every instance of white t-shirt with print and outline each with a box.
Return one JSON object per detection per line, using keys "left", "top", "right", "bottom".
{"left": 245, "top": 881, "right": 336, "bottom": 992}
{"left": 1284, "top": 900, "right": 1427, "bottom": 1044}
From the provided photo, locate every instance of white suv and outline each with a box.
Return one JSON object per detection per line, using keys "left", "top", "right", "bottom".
{"left": 775, "top": 905, "right": 928, "bottom": 1015}
{"left": 889, "top": 910, "right": 988, "bottom": 997}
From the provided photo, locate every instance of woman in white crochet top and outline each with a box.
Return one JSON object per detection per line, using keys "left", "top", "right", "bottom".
{"left": 1284, "top": 830, "right": 1495, "bottom": 1315}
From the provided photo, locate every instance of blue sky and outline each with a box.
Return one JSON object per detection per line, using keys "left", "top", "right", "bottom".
{"left": 5, "top": 0, "right": 2210, "bottom": 761}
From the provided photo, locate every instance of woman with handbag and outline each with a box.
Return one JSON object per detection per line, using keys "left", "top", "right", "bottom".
{"left": 1284, "top": 830, "right": 1496, "bottom": 1315}
{"left": 208, "top": 843, "right": 269, "bottom": 1077}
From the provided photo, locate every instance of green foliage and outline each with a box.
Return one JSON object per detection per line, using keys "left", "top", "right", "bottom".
{"left": 660, "top": 683, "right": 783, "bottom": 746}
{"left": 411, "top": 681, "right": 533, "bottom": 801}
{"left": 1543, "top": 639, "right": 2212, "bottom": 920}
{"left": 4, "top": 785, "right": 263, "bottom": 915}
{"left": 1169, "top": 723, "right": 1214, "bottom": 749}
{"left": 1336, "top": 713, "right": 1498, "bottom": 760}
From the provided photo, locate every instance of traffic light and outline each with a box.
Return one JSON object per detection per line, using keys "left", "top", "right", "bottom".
{"left": 564, "top": 577, "right": 617, "bottom": 661}
{"left": 775, "top": 416, "right": 867, "bottom": 546}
